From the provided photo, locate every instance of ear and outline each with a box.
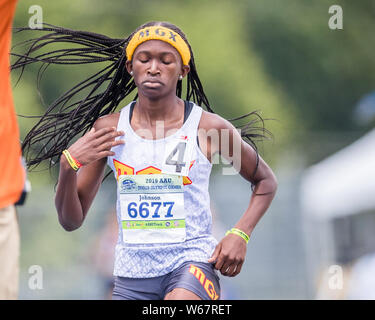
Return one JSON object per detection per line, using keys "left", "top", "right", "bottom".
{"left": 180, "top": 64, "right": 190, "bottom": 79}
{"left": 125, "top": 60, "right": 133, "bottom": 75}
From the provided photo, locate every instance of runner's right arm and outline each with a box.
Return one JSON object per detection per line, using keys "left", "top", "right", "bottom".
{"left": 55, "top": 117, "right": 124, "bottom": 231}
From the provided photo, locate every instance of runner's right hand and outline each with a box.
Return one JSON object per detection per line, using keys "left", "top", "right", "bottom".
{"left": 66, "top": 127, "right": 125, "bottom": 166}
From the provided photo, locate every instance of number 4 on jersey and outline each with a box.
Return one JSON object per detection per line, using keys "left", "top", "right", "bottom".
{"left": 165, "top": 141, "right": 187, "bottom": 173}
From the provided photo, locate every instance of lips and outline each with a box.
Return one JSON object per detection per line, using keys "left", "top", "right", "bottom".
{"left": 142, "top": 80, "right": 163, "bottom": 88}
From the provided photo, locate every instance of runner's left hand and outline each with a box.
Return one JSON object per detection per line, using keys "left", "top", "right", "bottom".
{"left": 208, "top": 233, "right": 247, "bottom": 277}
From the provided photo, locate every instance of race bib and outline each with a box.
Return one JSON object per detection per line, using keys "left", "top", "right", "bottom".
{"left": 118, "top": 174, "right": 186, "bottom": 244}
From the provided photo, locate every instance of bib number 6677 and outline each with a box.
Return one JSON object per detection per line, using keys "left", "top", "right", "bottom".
{"left": 127, "top": 201, "right": 175, "bottom": 218}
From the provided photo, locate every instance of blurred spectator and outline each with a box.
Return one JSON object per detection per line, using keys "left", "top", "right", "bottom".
{"left": 0, "top": 0, "right": 26, "bottom": 300}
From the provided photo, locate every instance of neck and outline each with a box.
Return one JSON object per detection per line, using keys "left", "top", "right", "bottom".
{"left": 134, "top": 94, "right": 184, "bottom": 125}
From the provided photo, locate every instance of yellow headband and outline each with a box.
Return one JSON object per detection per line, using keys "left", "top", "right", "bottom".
{"left": 126, "top": 26, "right": 191, "bottom": 65}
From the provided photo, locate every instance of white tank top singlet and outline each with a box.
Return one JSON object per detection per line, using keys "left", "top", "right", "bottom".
{"left": 107, "top": 101, "right": 218, "bottom": 278}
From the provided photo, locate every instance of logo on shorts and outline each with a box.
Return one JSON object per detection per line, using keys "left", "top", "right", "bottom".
{"left": 189, "top": 264, "right": 219, "bottom": 300}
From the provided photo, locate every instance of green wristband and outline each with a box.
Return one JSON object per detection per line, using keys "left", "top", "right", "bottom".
{"left": 225, "top": 228, "right": 250, "bottom": 244}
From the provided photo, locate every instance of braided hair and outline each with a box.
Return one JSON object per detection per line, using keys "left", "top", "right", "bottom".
{"left": 12, "top": 21, "right": 272, "bottom": 184}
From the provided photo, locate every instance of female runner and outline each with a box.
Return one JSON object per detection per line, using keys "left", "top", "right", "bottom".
{"left": 13, "top": 21, "right": 278, "bottom": 300}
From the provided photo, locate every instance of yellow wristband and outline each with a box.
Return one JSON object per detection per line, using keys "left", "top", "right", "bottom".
{"left": 62, "top": 150, "right": 80, "bottom": 171}
{"left": 225, "top": 228, "right": 250, "bottom": 244}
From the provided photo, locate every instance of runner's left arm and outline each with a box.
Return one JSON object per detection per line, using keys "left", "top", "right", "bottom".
{"left": 206, "top": 114, "right": 278, "bottom": 277}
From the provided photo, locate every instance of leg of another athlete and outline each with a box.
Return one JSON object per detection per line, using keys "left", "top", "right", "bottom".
{"left": 164, "top": 288, "right": 201, "bottom": 300}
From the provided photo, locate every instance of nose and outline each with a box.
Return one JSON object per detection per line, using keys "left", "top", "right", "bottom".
{"left": 147, "top": 59, "right": 160, "bottom": 76}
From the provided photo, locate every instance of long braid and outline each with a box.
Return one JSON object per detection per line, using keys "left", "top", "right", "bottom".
{"left": 12, "top": 23, "right": 134, "bottom": 169}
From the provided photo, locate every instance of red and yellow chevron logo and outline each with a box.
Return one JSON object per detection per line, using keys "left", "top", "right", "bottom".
{"left": 113, "top": 160, "right": 195, "bottom": 185}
